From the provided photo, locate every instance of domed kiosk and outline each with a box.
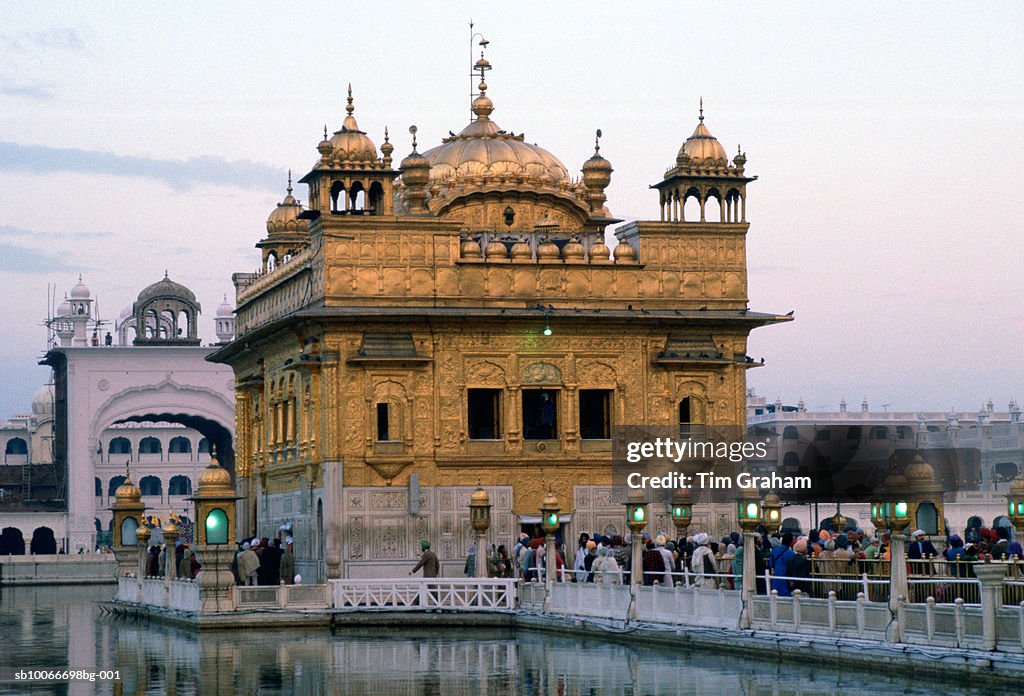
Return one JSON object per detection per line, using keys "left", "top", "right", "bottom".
{"left": 132, "top": 273, "right": 201, "bottom": 346}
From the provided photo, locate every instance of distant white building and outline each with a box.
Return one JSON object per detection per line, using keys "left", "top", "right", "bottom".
{"left": 746, "top": 390, "right": 1024, "bottom": 535}
{"left": 0, "top": 275, "right": 236, "bottom": 554}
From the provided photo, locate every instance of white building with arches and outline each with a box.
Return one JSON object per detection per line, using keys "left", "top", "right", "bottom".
{"left": 0, "top": 276, "right": 237, "bottom": 554}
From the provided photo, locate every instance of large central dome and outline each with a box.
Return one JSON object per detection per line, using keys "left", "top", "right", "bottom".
{"left": 422, "top": 90, "right": 568, "bottom": 187}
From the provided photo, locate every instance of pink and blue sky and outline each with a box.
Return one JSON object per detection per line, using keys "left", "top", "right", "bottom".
{"left": 1, "top": 2, "right": 1022, "bottom": 417}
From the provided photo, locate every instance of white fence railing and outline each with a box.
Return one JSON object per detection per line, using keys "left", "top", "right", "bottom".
{"left": 330, "top": 578, "right": 517, "bottom": 612}
{"left": 232, "top": 583, "right": 329, "bottom": 609}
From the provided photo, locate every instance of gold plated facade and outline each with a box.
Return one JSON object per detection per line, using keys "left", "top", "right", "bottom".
{"left": 211, "top": 55, "right": 788, "bottom": 578}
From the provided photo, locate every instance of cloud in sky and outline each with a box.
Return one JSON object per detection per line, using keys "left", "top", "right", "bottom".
{"left": 0, "top": 241, "right": 81, "bottom": 274}
{"left": 0, "top": 142, "right": 283, "bottom": 192}
{"left": 0, "top": 28, "right": 85, "bottom": 53}
{"left": 0, "top": 225, "right": 113, "bottom": 241}
{"left": 0, "top": 80, "right": 56, "bottom": 100}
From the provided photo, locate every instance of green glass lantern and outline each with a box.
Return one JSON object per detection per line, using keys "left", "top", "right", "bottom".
{"left": 540, "top": 490, "right": 561, "bottom": 536}
{"left": 625, "top": 487, "right": 648, "bottom": 534}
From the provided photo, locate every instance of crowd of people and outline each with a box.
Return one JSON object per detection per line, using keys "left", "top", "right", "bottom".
{"left": 231, "top": 536, "right": 296, "bottom": 585}
{"left": 406, "top": 524, "right": 1024, "bottom": 597}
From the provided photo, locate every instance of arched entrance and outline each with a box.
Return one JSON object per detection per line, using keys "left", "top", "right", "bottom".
{"left": 0, "top": 527, "right": 25, "bottom": 555}
{"left": 30, "top": 526, "right": 57, "bottom": 554}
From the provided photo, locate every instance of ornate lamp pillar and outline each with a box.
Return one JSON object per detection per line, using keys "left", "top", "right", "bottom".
{"left": 540, "top": 491, "right": 561, "bottom": 611}
{"left": 1006, "top": 475, "right": 1024, "bottom": 541}
{"left": 883, "top": 466, "right": 911, "bottom": 634}
{"left": 136, "top": 523, "right": 152, "bottom": 579}
{"left": 188, "top": 446, "right": 241, "bottom": 613}
{"left": 624, "top": 487, "right": 648, "bottom": 619}
{"left": 469, "top": 486, "right": 492, "bottom": 579}
{"left": 110, "top": 464, "right": 145, "bottom": 577}
{"left": 736, "top": 481, "right": 761, "bottom": 629}
{"left": 761, "top": 490, "right": 782, "bottom": 536}
{"left": 670, "top": 488, "right": 693, "bottom": 539}
{"left": 162, "top": 517, "right": 180, "bottom": 582}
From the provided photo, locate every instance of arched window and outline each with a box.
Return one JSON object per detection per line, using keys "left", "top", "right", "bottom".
{"left": 108, "top": 476, "right": 126, "bottom": 497}
{"left": 94, "top": 477, "right": 102, "bottom": 497}
{"left": 4, "top": 438, "right": 27, "bottom": 455}
{"left": 168, "top": 475, "right": 192, "bottom": 496}
{"left": 368, "top": 181, "right": 384, "bottom": 215}
{"left": 108, "top": 437, "right": 131, "bottom": 455}
{"left": 330, "top": 181, "right": 346, "bottom": 213}
{"left": 198, "top": 438, "right": 210, "bottom": 453}
{"left": 139, "top": 476, "right": 162, "bottom": 497}
{"left": 783, "top": 451, "right": 800, "bottom": 471}
{"left": 30, "top": 527, "right": 57, "bottom": 555}
{"left": 683, "top": 190, "right": 701, "bottom": 222}
{"left": 138, "top": 437, "right": 162, "bottom": 455}
{"left": 704, "top": 190, "right": 722, "bottom": 222}
{"left": 168, "top": 436, "right": 192, "bottom": 454}
{"left": 0, "top": 527, "right": 25, "bottom": 555}
{"left": 896, "top": 426, "right": 913, "bottom": 440}
{"left": 994, "top": 462, "right": 1019, "bottom": 481}
{"left": 916, "top": 502, "right": 938, "bottom": 535}
{"left": 846, "top": 426, "right": 862, "bottom": 440}
{"left": 869, "top": 426, "right": 889, "bottom": 440}
{"left": 350, "top": 181, "right": 365, "bottom": 213}
{"left": 783, "top": 426, "right": 799, "bottom": 440}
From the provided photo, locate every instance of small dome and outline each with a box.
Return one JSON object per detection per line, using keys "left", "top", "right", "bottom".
{"left": 400, "top": 131, "right": 431, "bottom": 188}
{"left": 197, "top": 460, "right": 234, "bottom": 494}
{"left": 325, "top": 86, "right": 379, "bottom": 163}
{"left": 114, "top": 474, "right": 142, "bottom": 504}
{"left": 678, "top": 117, "right": 728, "bottom": 165}
{"left": 536, "top": 239, "right": 560, "bottom": 260}
{"left": 460, "top": 238, "right": 482, "bottom": 259}
{"left": 562, "top": 237, "right": 585, "bottom": 260}
{"left": 510, "top": 236, "right": 532, "bottom": 260}
{"left": 904, "top": 453, "right": 936, "bottom": 485}
{"left": 582, "top": 133, "right": 613, "bottom": 189}
{"left": 69, "top": 275, "right": 90, "bottom": 299}
{"left": 31, "top": 384, "right": 54, "bottom": 416}
{"left": 470, "top": 486, "right": 490, "bottom": 506}
{"left": 589, "top": 239, "right": 611, "bottom": 262}
{"left": 484, "top": 239, "right": 508, "bottom": 260}
{"left": 613, "top": 241, "right": 637, "bottom": 261}
{"left": 56, "top": 296, "right": 72, "bottom": 317}
{"left": 266, "top": 178, "right": 306, "bottom": 235}
{"left": 136, "top": 273, "right": 197, "bottom": 306}
{"left": 161, "top": 517, "right": 180, "bottom": 536}
{"left": 216, "top": 295, "right": 233, "bottom": 318}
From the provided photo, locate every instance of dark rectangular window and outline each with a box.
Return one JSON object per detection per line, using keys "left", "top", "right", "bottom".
{"left": 468, "top": 389, "right": 502, "bottom": 439}
{"left": 579, "top": 389, "right": 612, "bottom": 440}
{"left": 522, "top": 389, "right": 558, "bottom": 440}
{"left": 376, "top": 403, "right": 389, "bottom": 441}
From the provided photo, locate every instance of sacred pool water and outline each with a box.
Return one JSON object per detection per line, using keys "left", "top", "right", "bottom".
{"left": 0, "top": 586, "right": 1011, "bottom": 695}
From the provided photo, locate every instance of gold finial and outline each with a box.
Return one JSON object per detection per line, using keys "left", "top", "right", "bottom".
{"left": 384, "top": 126, "right": 389, "bottom": 143}
{"left": 286, "top": 169, "right": 292, "bottom": 195}
{"left": 323, "top": 124, "right": 328, "bottom": 140}
{"left": 409, "top": 125, "right": 418, "bottom": 152}
{"left": 594, "top": 128, "right": 602, "bottom": 155}
{"left": 124, "top": 460, "right": 131, "bottom": 480}
{"left": 346, "top": 83, "right": 354, "bottom": 115}
{"left": 699, "top": 97, "right": 704, "bottom": 122}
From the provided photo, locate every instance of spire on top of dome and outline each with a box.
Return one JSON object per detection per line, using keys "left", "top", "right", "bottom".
{"left": 699, "top": 96, "right": 704, "bottom": 122}
{"left": 342, "top": 83, "right": 360, "bottom": 132}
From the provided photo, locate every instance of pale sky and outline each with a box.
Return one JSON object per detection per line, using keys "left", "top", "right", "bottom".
{"left": 1, "top": 2, "right": 1022, "bottom": 418}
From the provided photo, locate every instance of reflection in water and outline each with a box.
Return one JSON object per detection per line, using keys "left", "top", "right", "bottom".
{"left": 0, "top": 585, "right": 1014, "bottom": 695}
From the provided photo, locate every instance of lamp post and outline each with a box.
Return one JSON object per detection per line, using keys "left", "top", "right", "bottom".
{"left": 469, "top": 486, "right": 491, "bottom": 579}
{"left": 110, "top": 463, "right": 145, "bottom": 577}
{"left": 736, "top": 481, "right": 761, "bottom": 628}
{"left": 540, "top": 490, "right": 560, "bottom": 611}
{"left": 670, "top": 488, "right": 693, "bottom": 539}
{"left": 761, "top": 490, "right": 782, "bottom": 536}
{"left": 187, "top": 446, "right": 241, "bottom": 612}
{"left": 1008, "top": 475, "right": 1024, "bottom": 541}
{"left": 161, "top": 516, "right": 180, "bottom": 582}
{"left": 882, "top": 463, "right": 911, "bottom": 626}
{"left": 624, "top": 487, "right": 648, "bottom": 619}
{"left": 136, "top": 523, "right": 152, "bottom": 579}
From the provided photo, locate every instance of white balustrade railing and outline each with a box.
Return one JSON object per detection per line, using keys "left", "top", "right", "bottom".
{"left": 330, "top": 578, "right": 517, "bottom": 612}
